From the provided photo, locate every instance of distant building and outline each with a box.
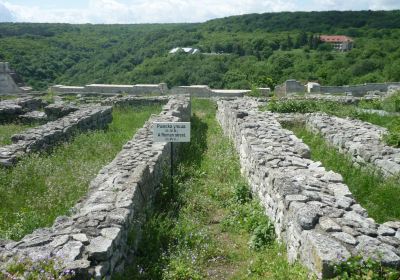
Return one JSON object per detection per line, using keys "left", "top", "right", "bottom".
{"left": 307, "top": 82, "right": 321, "bottom": 93}
{"left": 319, "top": 35, "right": 354, "bottom": 51}
{"left": 169, "top": 47, "right": 200, "bottom": 54}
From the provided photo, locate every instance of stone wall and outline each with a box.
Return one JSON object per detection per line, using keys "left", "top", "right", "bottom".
{"left": 275, "top": 80, "right": 305, "bottom": 96}
{"left": 171, "top": 85, "right": 270, "bottom": 97}
{"left": 0, "top": 97, "right": 47, "bottom": 122}
{"left": 101, "top": 96, "right": 170, "bottom": 107}
{"left": 217, "top": 99, "right": 400, "bottom": 278}
{"left": 275, "top": 80, "right": 400, "bottom": 97}
{"left": 50, "top": 83, "right": 168, "bottom": 95}
{"left": 171, "top": 85, "right": 212, "bottom": 97}
{"left": 319, "top": 83, "right": 400, "bottom": 96}
{"left": 0, "top": 96, "right": 190, "bottom": 279}
{"left": 0, "top": 105, "right": 112, "bottom": 167}
{"left": 305, "top": 113, "right": 400, "bottom": 178}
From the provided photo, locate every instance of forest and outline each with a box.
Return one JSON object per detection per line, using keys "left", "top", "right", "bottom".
{"left": 0, "top": 10, "right": 400, "bottom": 90}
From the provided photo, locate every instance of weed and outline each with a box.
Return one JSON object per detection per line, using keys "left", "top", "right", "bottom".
{"left": 0, "top": 123, "right": 33, "bottom": 145}
{"left": 2, "top": 256, "right": 74, "bottom": 280}
{"left": 248, "top": 221, "right": 275, "bottom": 251}
{"left": 333, "top": 256, "right": 400, "bottom": 280}
{"left": 382, "top": 91, "right": 400, "bottom": 113}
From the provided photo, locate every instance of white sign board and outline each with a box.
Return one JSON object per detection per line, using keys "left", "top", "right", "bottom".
{"left": 153, "top": 122, "right": 191, "bottom": 142}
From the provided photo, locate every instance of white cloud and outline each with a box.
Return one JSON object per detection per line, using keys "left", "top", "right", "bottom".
{"left": 0, "top": 1, "right": 16, "bottom": 22}
{"left": 0, "top": 0, "right": 399, "bottom": 24}
{"left": 369, "top": 0, "right": 400, "bottom": 10}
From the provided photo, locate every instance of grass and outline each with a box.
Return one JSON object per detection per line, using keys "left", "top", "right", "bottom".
{"left": 0, "top": 95, "right": 18, "bottom": 101}
{"left": 285, "top": 123, "right": 400, "bottom": 223}
{"left": 265, "top": 98, "right": 400, "bottom": 147}
{"left": 116, "top": 99, "right": 310, "bottom": 280}
{"left": 0, "top": 123, "right": 34, "bottom": 146}
{"left": 0, "top": 104, "right": 161, "bottom": 240}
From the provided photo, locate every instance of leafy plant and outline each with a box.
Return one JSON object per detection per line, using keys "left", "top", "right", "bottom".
{"left": 233, "top": 182, "right": 252, "bottom": 204}
{"left": 3, "top": 257, "right": 74, "bottom": 280}
{"left": 382, "top": 91, "right": 400, "bottom": 113}
{"left": 333, "top": 256, "right": 400, "bottom": 280}
{"left": 249, "top": 220, "right": 275, "bottom": 251}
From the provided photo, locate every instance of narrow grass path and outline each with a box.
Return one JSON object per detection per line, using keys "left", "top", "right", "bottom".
{"left": 0, "top": 105, "right": 161, "bottom": 240}
{"left": 0, "top": 123, "right": 33, "bottom": 146}
{"left": 286, "top": 124, "right": 400, "bottom": 223}
{"left": 118, "top": 99, "right": 309, "bottom": 279}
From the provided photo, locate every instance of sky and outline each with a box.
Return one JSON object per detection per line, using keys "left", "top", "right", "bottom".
{"left": 0, "top": 0, "right": 399, "bottom": 24}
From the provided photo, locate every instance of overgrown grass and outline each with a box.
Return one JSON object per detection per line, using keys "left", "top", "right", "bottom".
{"left": 0, "top": 105, "right": 161, "bottom": 240}
{"left": 0, "top": 95, "right": 18, "bottom": 101}
{"left": 266, "top": 98, "right": 400, "bottom": 147}
{"left": 116, "top": 99, "right": 310, "bottom": 279}
{"left": 0, "top": 123, "right": 33, "bottom": 145}
{"left": 286, "top": 123, "right": 400, "bottom": 223}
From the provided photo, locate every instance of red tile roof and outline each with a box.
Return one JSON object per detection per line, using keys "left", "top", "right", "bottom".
{"left": 319, "top": 35, "right": 354, "bottom": 43}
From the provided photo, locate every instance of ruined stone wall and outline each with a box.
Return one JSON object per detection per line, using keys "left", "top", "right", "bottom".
{"left": 171, "top": 85, "right": 212, "bottom": 97}
{"left": 217, "top": 99, "right": 400, "bottom": 278}
{"left": 0, "top": 105, "right": 112, "bottom": 167}
{"left": 51, "top": 83, "right": 168, "bottom": 96}
{"left": 319, "top": 82, "right": 400, "bottom": 96}
{"left": 101, "top": 96, "right": 169, "bottom": 107}
{"left": 0, "top": 96, "right": 190, "bottom": 279}
{"left": 0, "top": 97, "right": 47, "bottom": 122}
{"left": 305, "top": 113, "right": 400, "bottom": 178}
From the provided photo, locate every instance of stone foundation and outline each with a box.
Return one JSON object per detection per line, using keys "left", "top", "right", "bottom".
{"left": 216, "top": 99, "right": 400, "bottom": 278}
{"left": 0, "top": 105, "right": 112, "bottom": 167}
{"left": 101, "top": 95, "right": 170, "bottom": 107}
{"left": 0, "top": 97, "right": 47, "bottom": 122}
{"left": 305, "top": 113, "right": 400, "bottom": 178}
{"left": 0, "top": 96, "right": 190, "bottom": 279}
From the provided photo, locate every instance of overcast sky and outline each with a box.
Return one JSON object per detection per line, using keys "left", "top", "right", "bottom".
{"left": 0, "top": 0, "right": 399, "bottom": 24}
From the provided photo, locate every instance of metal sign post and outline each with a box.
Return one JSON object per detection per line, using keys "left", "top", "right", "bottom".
{"left": 153, "top": 122, "right": 191, "bottom": 188}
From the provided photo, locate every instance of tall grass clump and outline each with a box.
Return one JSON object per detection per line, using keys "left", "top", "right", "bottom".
{"left": 0, "top": 123, "right": 33, "bottom": 145}
{"left": 0, "top": 105, "right": 161, "bottom": 240}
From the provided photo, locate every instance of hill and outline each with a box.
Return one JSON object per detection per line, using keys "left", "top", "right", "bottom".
{"left": 0, "top": 10, "right": 399, "bottom": 90}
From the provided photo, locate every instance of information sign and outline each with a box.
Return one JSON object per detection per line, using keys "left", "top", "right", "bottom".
{"left": 153, "top": 122, "right": 191, "bottom": 143}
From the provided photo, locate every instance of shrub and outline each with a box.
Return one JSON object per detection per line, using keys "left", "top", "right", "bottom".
{"left": 358, "top": 99, "right": 383, "bottom": 110}
{"left": 233, "top": 182, "right": 252, "bottom": 204}
{"left": 333, "top": 256, "right": 400, "bottom": 280}
{"left": 267, "top": 99, "right": 319, "bottom": 113}
{"left": 248, "top": 220, "right": 275, "bottom": 251}
{"left": 382, "top": 91, "right": 400, "bottom": 112}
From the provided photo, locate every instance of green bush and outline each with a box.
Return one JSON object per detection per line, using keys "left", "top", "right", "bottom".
{"left": 233, "top": 182, "right": 252, "bottom": 204}
{"left": 333, "top": 256, "right": 400, "bottom": 280}
{"left": 384, "top": 128, "right": 400, "bottom": 147}
{"left": 358, "top": 99, "right": 383, "bottom": 110}
{"left": 249, "top": 221, "right": 275, "bottom": 251}
{"left": 382, "top": 91, "right": 400, "bottom": 113}
{"left": 267, "top": 99, "right": 313, "bottom": 113}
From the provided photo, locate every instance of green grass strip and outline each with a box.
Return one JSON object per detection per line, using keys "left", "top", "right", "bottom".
{"left": 286, "top": 123, "right": 400, "bottom": 223}
{"left": 0, "top": 105, "right": 161, "bottom": 240}
{"left": 265, "top": 99, "right": 400, "bottom": 147}
{"left": 0, "top": 123, "right": 34, "bottom": 146}
{"left": 117, "top": 99, "right": 310, "bottom": 280}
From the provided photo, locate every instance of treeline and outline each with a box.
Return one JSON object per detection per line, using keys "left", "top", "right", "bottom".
{"left": 0, "top": 10, "right": 399, "bottom": 90}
